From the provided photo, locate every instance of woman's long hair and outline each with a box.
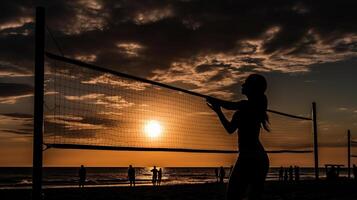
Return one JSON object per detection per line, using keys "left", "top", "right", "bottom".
{"left": 246, "top": 74, "right": 270, "bottom": 132}
{"left": 259, "top": 94, "right": 270, "bottom": 132}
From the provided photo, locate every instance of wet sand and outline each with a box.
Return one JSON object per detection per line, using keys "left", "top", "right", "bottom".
{"left": 1, "top": 180, "right": 357, "bottom": 200}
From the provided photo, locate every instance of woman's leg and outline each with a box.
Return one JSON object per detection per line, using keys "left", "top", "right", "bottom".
{"left": 226, "top": 158, "right": 249, "bottom": 200}
{"left": 249, "top": 154, "right": 269, "bottom": 200}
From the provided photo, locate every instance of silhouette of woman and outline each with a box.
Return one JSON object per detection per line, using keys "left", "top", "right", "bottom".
{"left": 207, "top": 74, "right": 270, "bottom": 200}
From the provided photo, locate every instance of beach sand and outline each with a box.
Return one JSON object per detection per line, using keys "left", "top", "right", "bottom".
{"left": 1, "top": 180, "right": 357, "bottom": 200}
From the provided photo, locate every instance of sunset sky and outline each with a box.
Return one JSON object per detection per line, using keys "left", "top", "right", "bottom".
{"left": 0, "top": 0, "right": 357, "bottom": 167}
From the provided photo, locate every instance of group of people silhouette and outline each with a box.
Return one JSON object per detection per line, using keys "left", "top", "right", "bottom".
{"left": 77, "top": 162, "right": 357, "bottom": 189}
{"left": 150, "top": 166, "right": 163, "bottom": 186}
{"left": 278, "top": 166, "right": 300, "bottom": 182}
{"left": 77, "top": 165, "right": 162, "bottom": 188}
{"left": 127, "top": 165, "right": 162, "bottom": 187}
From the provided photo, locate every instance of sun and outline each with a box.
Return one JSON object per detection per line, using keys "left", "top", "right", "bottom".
{"left": 144, "top": 120, "right": 162, "bottom": 138}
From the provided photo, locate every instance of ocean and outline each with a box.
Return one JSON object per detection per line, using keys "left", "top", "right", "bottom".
{"left": 0, "top": 167, "right": 342, "bottom": 189}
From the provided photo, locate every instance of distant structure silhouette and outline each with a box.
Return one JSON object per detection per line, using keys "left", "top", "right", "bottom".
{"left": 207, "top": 74, "right": 270, "bottom": 200}
{"left": 325, "top": 165, "right": 342, "bottom": 181}
{"left": 128, "top": 165, "right": 136, "bottom": 187}
{"left": 326, "top": 164, "right": 344, "bottom": 181}
{"left": 327, "top": 166, "right": 337, "bottom": 180}
{"left": 151, "top": 166, "right": 158, "bottom": 186}
{"left": 215, "top": 168, "right": 219, "bottom": 182}
{"left": 219, "top": 166, "right": 226, "bottom": 183}
{"left": 158, "top": 168, "right": 162, "bottom": 186}
{"left": 78, "top": 165, "right": 86, "bottom": 188}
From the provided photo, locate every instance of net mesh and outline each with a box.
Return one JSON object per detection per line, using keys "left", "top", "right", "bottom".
{"left": 44, "top": 54, "right": 313, "bottom": 153}
{"left": 261, "top": 113, "right": 313, "bottom": 152}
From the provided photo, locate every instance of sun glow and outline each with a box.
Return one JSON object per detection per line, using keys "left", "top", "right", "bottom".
{"left": 144, "top": 120, "right": 162, "bottom": 138}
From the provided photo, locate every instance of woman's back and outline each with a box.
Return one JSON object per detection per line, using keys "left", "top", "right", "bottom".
{"left": 236, "top": 100, "right": 265, "bottom": 154}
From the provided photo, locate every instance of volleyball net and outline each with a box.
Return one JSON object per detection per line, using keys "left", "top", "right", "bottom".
{"left": 42, "top": 52, "right": 314, "bottom": 154}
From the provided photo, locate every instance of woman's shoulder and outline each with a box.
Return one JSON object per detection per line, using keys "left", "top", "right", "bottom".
{"left": 233, "top": 100, "right": 248, "bottom": 115}
{"left": 235, "top": 100, "right": 252, "bottom": 114}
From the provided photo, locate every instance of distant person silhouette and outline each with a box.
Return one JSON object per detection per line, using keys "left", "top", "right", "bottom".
{"left": 215, "top": 168, "right": 219, "bottom": 182}
{"left": 294, "top": 166, "right": 300, "bottom": 182}
{"left": 279, "top": 166, "right": 284, "bottom": 181}
{"left": 284, "top": 168, "right": 288, "bottom": 182}
{"left": 219, "top": 167, "right": 226, "bottom": 183}
{"left": 289, "top": 166, "right": 294, "bottom": 182}
{"left": 353, "top": 164, "right": 357, "bottom": 181}
{"left": 207, "top": 74, "right": 270, "bottom": 200}
{"left": 128, "top": 165, "right": 136, "bottom": 187}
{"left": 78, "top": 165, "right": 86, "bottom": 188}
{"left": 158, "top": 168, "right": 162, "bottom": 186}
{"left": 151, "top": 166, "right": 158, "bottom": 186}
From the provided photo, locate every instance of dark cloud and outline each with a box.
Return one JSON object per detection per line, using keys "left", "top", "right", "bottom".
{"left": 195, "top": 63, "right": 229, "bottom": 73}
{"left": 0, "top": 82, "right": 33, "bottom": 97}
{"left": 62, "top": 115, "right": 119, "bottom": 127}
{"left": 207, "top": 70, "right": 233, "bottom": 82}
{"left": 1, "top": 129, "right": 32, "bottom": 135}
{"left": 1, "top": 113, "right": 33, "bottom": 118}
{"left": 241, "top": 57, "right": 264, "bottom": 67}
{"left": 44, "top": 113, "right": 123, "bottom": 139}
{"left": 0, "top": 1, "right": 34, "bottom": 25}
{"left": 0, "top": 61, "right": 32, "bottom": 76}
{"left": 44, "top": 120, "right": 97, "bottom": 139}
{"left": 334, "top": 41, "right": 357, "bottom": 53}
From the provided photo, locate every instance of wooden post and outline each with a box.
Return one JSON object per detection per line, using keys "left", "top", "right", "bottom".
{"left": 348, "top": 129, "right": 351, "bottom": 179}
{"left": 33, "top": 6, "right": 45, "bottom": 200}
{"left": 312, "top": 102, "right": 319, "bottom": 180}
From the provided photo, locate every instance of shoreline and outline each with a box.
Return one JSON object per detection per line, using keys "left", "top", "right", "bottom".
{"left": 1, "top": 180, "right": 357, "bottom": 200}
{"left": 0, "top": 178, "right": 352, "bottom": 190}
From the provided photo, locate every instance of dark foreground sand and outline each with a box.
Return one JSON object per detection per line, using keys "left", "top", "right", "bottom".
{"left": 2, "top": 180, "right": 357, "bottom": 200}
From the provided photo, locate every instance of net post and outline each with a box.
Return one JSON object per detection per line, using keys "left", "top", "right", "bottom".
{"left": 33, "top": 6, "right": 45, "bottom": 200}
{"left": 312, "top": 102, "right": 319, "bottom": 180}
{"left": 348, "top": 129, "right": 351, "bottom": 179}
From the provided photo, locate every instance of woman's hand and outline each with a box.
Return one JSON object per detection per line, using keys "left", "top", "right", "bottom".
{"left": 207, "top": 97, "right": 238, "bottom": 133}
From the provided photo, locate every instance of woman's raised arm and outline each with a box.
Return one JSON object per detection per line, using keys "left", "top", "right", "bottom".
{"left": 207, "top": 97, "right": 244, "bottom": 110}
{"left": 207, "top": 100, "right": 239, "bottom": 134}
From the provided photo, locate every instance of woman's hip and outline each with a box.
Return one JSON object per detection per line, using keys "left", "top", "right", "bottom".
{"left": 235, "top": 153, "right": 269, "bottom": 169}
